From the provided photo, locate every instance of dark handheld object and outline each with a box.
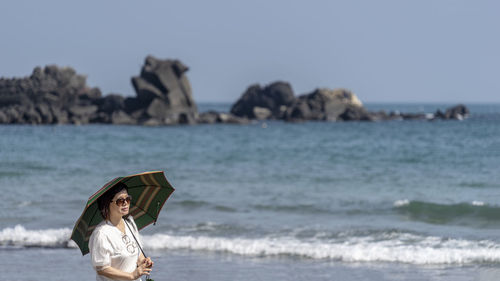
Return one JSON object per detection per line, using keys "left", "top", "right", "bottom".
{"left": 124, "top": 219, "right": 154, "bottom": 281}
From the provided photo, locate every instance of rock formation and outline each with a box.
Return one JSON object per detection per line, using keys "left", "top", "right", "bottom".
{"left": 283, "top": 88, "right": 364, "bottom": 122}
{"left": 229, "top": 81, "right": 470, "bottom": 123}
{"left": 0, "top": 61, "right": 471, "bottom": 125}
{"left": 230, "top": 81, "right": 295, "bottom": 120}
{"left": 434, "top": 104, "right": 469, "bottom": 120}
{"left": 0, "top": 66, "right": 104, "bottom": 124}
{"left": 128, "top": 55, "right": 198, "bottom": 125}
{"left": 0, "top": 56, "right": 222, "bottom": 125}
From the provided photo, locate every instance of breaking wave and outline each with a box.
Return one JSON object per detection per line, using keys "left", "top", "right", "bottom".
{"left": 0, "top": 225, "right": 75, "bottom": 248}
{"left": 142, "top": 233, "right": 500, "bottom": 264}
{"left": 2, "top": 225, "right": 500, "bottom": 265}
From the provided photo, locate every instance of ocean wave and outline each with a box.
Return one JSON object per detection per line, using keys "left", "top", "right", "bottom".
{"left": 3, "top": 225, "right": 500, "bottom": 265}
{"left": 0, "top": 225, "right": 75, "bottom": 248}
{"left": 143, "top": 232, "right": 500, "bottom": 264}
{"left": 393, "top": 200, "right": 500, "bottom": 226}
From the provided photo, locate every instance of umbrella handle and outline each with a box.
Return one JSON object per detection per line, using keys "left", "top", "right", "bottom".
{"left": 124, "top": 219, "right": 155, "bottom": 280}
{"left": 124, "top": 218, "right": 147, "bottom": 259}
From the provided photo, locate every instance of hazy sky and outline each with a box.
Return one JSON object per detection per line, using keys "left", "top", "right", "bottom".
{"left": 1, "top": 0, "right": 499, "bottom": 103}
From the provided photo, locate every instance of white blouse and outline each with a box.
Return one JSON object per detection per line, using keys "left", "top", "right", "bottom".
{"left": 89, "top": 217, "right": 143, "bottom": 281}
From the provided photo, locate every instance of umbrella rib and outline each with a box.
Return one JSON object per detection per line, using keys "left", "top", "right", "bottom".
{"left": 131, "top": 203, "right": 156, "bottom": 220}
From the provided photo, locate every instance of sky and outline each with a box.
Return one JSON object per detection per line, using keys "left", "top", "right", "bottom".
{"left": 1, "top": 0, "right": 499, "bottom": 103}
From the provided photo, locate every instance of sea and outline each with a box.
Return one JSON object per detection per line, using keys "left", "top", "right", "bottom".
{"left": 1, "top": 103, "right": 500, "bottom": 281}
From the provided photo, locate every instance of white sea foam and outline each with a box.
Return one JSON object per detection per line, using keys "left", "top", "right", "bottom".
{"left": 142, "top": 232, "right": 500, "bottom": 265}
{"left": 393, "top": 199, "right": 410, "bottom": 207}
{"left": 2, "top": 225, "right": 500, "bottom": 265}
{"left": 0, "top": 225, "right": 74, "bottom": 247}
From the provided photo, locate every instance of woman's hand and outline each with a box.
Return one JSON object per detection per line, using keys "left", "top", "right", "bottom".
{"left": 144, "top": 257, "right": 154, "bottom": 268}
{"left": 132, "top": 261, "right": 152, "bottom": 279}
{"left": 137, "top": 256, "right": 154, "bottom": 268}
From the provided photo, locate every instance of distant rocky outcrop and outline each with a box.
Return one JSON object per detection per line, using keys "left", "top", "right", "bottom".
{"left": 0, "top": 66, "right": 104, "bottom": 125}
{"left": 0, "top": 56, "right": 245, "bottom": 125}
{"left": 230, "top": 81, "right": 470, "bottom": 123}
{"left": 230, "top": 81, "right": 295, "bottom": 120}
{"left": 0, "top": 61, "right": 470, "bottom": 125}
{"left": 283, "top": 88, "right": 365, "bottom": 122}
{"left": 434, "top": 104, "right": 469, "bottom": 120}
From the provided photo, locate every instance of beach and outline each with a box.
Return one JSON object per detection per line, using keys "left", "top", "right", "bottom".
{"left": 1, "top": 103, "right": 500, "bottom": 280}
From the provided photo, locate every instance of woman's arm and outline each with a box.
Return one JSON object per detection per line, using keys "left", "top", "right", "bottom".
{"left": 97, "top": 263, "right": 151, "bottom": 280}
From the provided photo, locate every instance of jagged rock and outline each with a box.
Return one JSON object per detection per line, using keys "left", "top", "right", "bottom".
{"left": 230, "top": 81, "right": 295, "bottom": 119}
{"left": 131, "top": 55, "right": 198, "bottom": 125}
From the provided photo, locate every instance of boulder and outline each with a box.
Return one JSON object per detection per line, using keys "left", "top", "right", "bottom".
{"left": 230, "top": 81, "right": 295, "bottom": 119}
{"left": 284, "top": 88, "right": 363, "bottom": 121}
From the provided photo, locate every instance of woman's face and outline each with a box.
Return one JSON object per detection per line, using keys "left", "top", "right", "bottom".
{"left": 109, "top": 189, "right": 130, "bottom": 218}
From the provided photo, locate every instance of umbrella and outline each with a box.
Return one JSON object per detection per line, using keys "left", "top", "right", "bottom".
{"left": 71, "top": 171, "right": 175, "bottom": 255}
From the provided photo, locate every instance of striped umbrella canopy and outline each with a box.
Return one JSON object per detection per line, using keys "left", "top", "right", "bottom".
{"left": 71, "top": 171, "right": 175, "bottom": 255}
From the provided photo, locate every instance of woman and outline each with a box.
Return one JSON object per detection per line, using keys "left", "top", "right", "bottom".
{"left": 89, "top": 183, "right": 154, "bottom": 281}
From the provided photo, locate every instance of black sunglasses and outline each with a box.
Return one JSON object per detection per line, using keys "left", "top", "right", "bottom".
{"left": 112, "top": 195, "right": 132, "bottom": 206}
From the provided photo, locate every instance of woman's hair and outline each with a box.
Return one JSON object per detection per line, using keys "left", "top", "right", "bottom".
{"left": 97, "top": 182, "right": 128, "bottom": 220}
